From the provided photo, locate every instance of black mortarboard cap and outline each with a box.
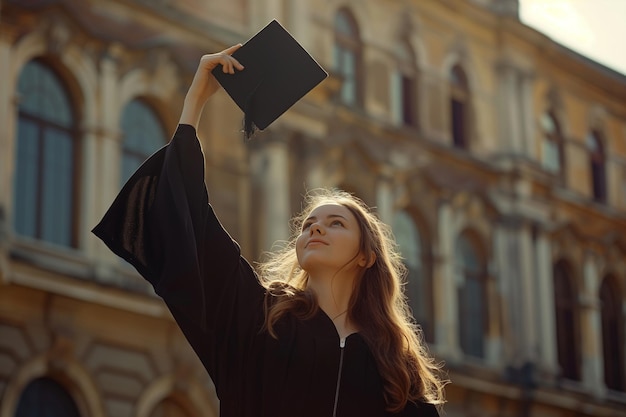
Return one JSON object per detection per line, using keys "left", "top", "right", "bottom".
{"left": 212, "top": 20, "right": 328, "bottom": 139}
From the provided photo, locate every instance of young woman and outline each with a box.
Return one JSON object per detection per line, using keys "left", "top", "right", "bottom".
{"left": 93, "top": 45, "right": 446, "bottom": 416}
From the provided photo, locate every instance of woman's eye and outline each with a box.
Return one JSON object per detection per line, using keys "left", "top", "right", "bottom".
{"left": 331, "top": 220, "right": 343, "bottom": 227}
{"left": 302, "top": 223, "right": 311, "bottom": 231}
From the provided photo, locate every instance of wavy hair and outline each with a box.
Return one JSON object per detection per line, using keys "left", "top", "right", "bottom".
{"left": 256, "top": 188, "right": 447, "bottom": 412}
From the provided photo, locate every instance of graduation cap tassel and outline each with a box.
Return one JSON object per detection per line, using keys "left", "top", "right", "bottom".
{"left": 242, "top": 80, "right": 262, "bottom": 140}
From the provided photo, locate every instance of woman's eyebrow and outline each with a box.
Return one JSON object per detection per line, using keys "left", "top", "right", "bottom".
{"left": 304, "top": 214, "right": 348, "bottom": 222}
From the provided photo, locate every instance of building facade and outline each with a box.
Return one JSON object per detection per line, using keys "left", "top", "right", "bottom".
{"left": 1, "top": 0, "right": 625, "bottom": 416}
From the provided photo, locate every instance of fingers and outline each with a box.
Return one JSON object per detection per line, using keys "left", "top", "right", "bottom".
{"left": 219, "top": 44, "right": 244, "bottom": 74}
{"left": 223, "top": 43, "right": 243, "bottom": 55}
{"left": 198, "top": 45, "right": 245, "bottom": 76}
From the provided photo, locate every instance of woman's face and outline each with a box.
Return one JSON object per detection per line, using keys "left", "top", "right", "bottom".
{"left": 296, "top": 203, "right": 362, "bottom": 274}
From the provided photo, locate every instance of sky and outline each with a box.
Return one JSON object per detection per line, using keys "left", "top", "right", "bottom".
{"left": 519, "top": 0, "right": 626, "bottom": 76}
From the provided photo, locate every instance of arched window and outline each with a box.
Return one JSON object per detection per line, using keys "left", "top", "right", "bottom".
{"left": 14, "top": 377, "right": 81, "bottom": 417}
{"left": 541, "top": 111, "right": 564, "bottom": 174}
{"left": 449, "top": 64, "right": 470, "bottom": 149}
{"left": 553, "top": 260, "right": 581, "bottom": 380}
{"left": 333, "top": 8, "right": 362, "bottom": 107}
{"left": 120, "top": 99, "right": 167, "bottom": 184}
{"left": 455, "top": 232, "right": 486, "bottom": 358}
{"left": 599, "top": 275, "right": 625, "bottom": 392}
{"left": 392, "top": 210, "right": 433, "bottom": 342}
{"left": 587, "top": 130, "right": 607, "bottom": 203}
{"left": 392, "top": 41, "right": 418, "bottom": 128}
{"left": 14, "top": 60, "right": 78, "bottom": 247}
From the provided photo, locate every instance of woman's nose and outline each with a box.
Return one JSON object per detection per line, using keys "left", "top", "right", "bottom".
{"left": 310, "top": 223, "right": 323, "bottom": 235}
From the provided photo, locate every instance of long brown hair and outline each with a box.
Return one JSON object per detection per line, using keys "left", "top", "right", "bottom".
{"left": 256, "top": 188, "right": 447, "bottom": 412}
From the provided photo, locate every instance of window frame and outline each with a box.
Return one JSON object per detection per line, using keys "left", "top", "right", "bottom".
{"left": 333, "top": 8, "right": 363, "bottom": 107}
{"left": 13, "top": 59, "right": 80, "bottom": 248}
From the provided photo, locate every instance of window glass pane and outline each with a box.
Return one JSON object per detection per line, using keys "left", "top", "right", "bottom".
{"left": 456, "top": 234, "right": 485, "bottom": 357}
{"left": 456, "top": 235, "right": 480, "bottom": 273}
{"left": 41, "top": 128, "right": 73, "bottom": 246}
{"left": 540, "top": 112, "right": 556, "bottom": 133}
{"left": 340, "top": 51, "right": 356, "bottom": 105}
{"left": 553, "top": 262, "right": 580, "bottom": 380}
{"left": 14, "top": 377, "right": 81, "bottom": 417}
{"left": 460, "top": 275, "right": 485, "bottom": 357}
{"left": 587, "top": 132, "right": 600, "bottom": 153}
{"left": 17, "top": 61, "right": 73, "bottom": 127}
{"left": 390, "top": 72, "right": 402, "bottom": 125}
{"left": 334, "top": 9, "right": 360, "bottom": 107}
{"left": 121, "top": 100, "right": 166, "bottom": 184}
{"left": 14, "top": 118, "right": 39, "bottom": 238}
{"left": 542, "top": 139, "right": 560, "bottom": 172}
{"left": 450, "top": 65, "right": 468, "bottom": 88}
{"left": 401, "top": 75, "right": 416, "bottom": 126}
{"left": 393, "top": 211, "right": 433, "bottom": 341}
{"left": 451, "top": 99, "right": 466, "bottom": 148}
{"left": 334, "top": 11, "right": 355, "bottom": 36}
{"left": 393, "top": 211, "right": 421, "bottom": 270}
{"left": 600, "top": 277, "right": 625, "bottom": 391}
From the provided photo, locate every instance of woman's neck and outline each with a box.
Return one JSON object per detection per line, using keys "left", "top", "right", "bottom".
{"left": 307, "top": 272, "right": 359, "bottom": 339}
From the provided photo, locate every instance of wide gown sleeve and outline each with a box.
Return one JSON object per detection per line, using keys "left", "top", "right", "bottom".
{"left": 92, "top": 124, "right": 265, "bottom": 393}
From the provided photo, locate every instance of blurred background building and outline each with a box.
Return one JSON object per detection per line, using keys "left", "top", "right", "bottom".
{"left": 1, "top": 0, "right": 625, "bottom": 415}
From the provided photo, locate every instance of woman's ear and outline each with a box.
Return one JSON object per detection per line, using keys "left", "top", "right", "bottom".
{"left": 358, "top": 252, "right": 376, "bottom": 268}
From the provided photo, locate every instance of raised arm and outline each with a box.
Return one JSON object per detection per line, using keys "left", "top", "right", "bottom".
{"left": 93, "top": 46, "right": 264, "bottom": 393}
{"left": 179, "top": 44, "right": 244, "bottom": 129}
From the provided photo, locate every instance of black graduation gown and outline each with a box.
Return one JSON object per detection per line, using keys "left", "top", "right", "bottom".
{"left": 92, "top": 124, "right": 439, "bottom": 417}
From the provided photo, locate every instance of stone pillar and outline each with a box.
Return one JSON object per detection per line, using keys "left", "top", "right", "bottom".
{"left": 534, "top": 229, "right": 559, "bottom": 376}
{"left": 376, "top": 173, "right": 393, "bottom": 225}
{"left": 286, "top": 0, "right": 310, "bottom": 44}
{"left": 250, "top": 0, "right": 283, "bottom": 31}
{"left": 0, "top": 28, "right": 13, "bottom": 210}
{"left": 0, "top": 26, "right": 16, "bottom": 283}
{"left": 253, "top": 137, "right": 290, "bottom": 253}
{"left": 581, "top": 255, "right": 604, "bottom": 397}
{"left": 90, "top": 52, "right": 123, "bottom": 276}
{"left": 304, "top": 141, "right": 326, "bottom": 190}
{"left": 434, "top": 200, "right": 458, "bottom": 358}
{"left": 494, "top": 219, "right": 537, "bottom": 366}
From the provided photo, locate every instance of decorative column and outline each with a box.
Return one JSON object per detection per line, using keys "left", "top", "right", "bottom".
{"left": 90, "top": 50, "right": 124, "bottom": 278}
{"left": 493, "top": 218, "right": 537, "bottom": 366}
{"left": 375, "top": 171, "right": 393, "bottom": 225}
{"left": 250, "top": 0, "right": 283, "bottom": 31}
{"left": 581, "top": 255, "right": 604, "bottom": 397}
{"left": 0, "top": 27, "right": 14, "bottom": 209}
{"left": 0, "top": 25, "right": 17, "bottom": 284}
{"left": 533, "top": 228, "right": 559, "bottom": 376}
{"left": 434, "top": 199, "right": 458, "bottom": 358}
{"left": 251, "top": 136, "right": 290, "bottom": 254}
{"left": 286, "top": 0, "right": 310, "bottom": 44}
